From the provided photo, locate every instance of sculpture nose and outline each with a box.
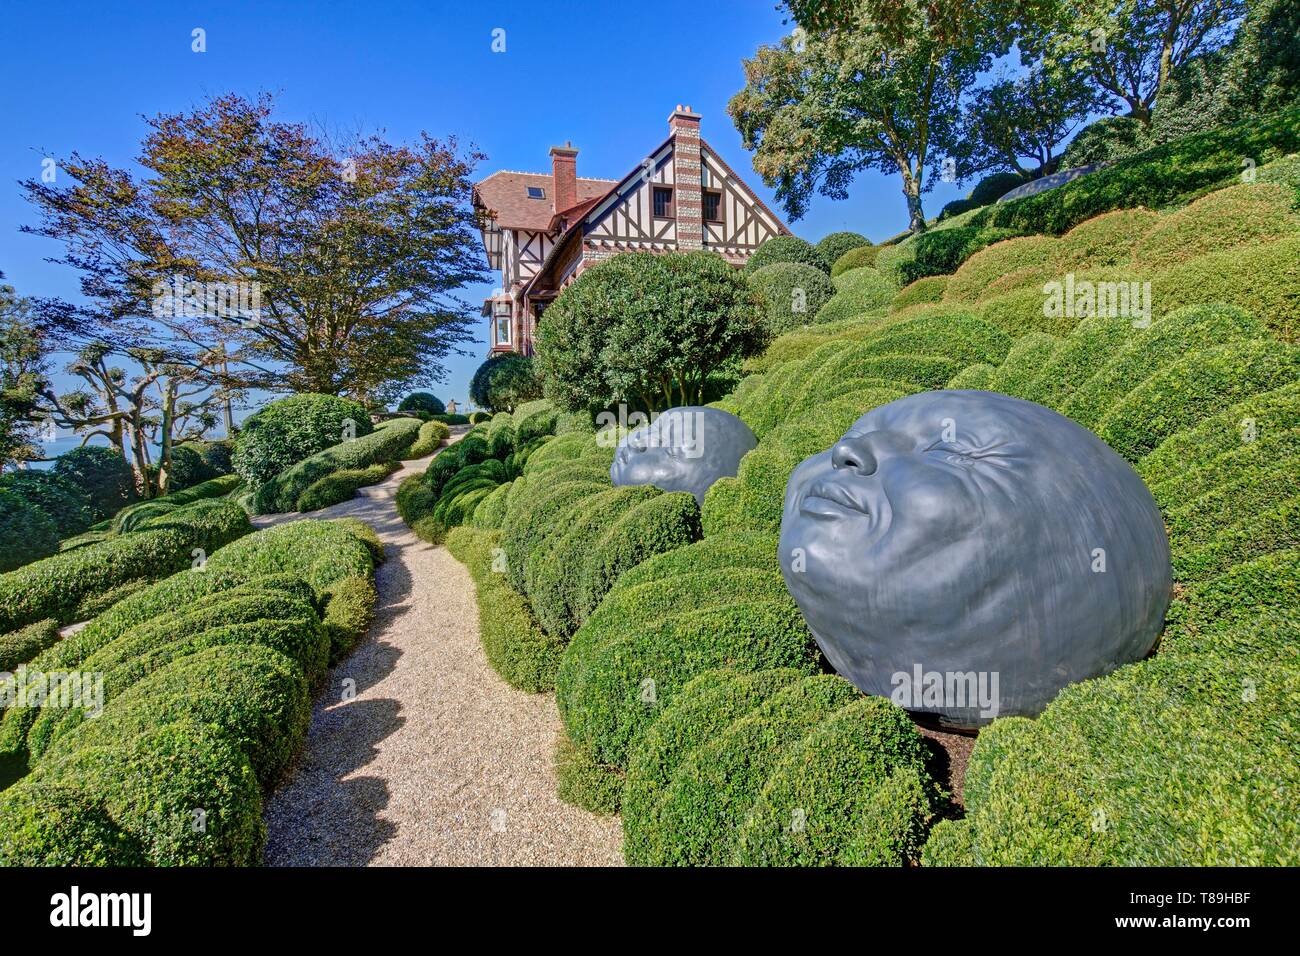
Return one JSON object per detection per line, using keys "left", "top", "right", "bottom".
{"left": 831, "top": 430, "right": 911, "bottom": 475}
{"left": 831, "top": 436, "right": 879, "bottom": 475}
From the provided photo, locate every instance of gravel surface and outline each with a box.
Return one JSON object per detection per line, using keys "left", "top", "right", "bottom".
{"left": 259, "top": 443, "right": 624, "bottom": 866}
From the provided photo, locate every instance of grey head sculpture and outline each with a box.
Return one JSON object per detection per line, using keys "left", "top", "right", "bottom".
{"left": 778, "top": 389, "right": 1170, "bottom": 729}
{"left": 610, "top": 406, "right": 757, "bottom": 504}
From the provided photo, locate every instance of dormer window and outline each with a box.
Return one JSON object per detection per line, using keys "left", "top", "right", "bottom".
{"left": 526, "top": 186, "right": 546, "bottom": 199}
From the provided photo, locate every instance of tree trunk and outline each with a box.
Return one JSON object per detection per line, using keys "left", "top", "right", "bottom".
{"left": 157, "top": 381, "right": 175, "bottom": 496}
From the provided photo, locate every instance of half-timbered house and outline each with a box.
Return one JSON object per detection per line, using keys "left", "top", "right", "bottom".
{"left": 472, "top": 106, "right": 790, "bottom": 355}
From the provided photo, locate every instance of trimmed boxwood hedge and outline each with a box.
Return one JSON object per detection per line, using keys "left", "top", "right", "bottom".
{"left": 446, "top": 526, "right": 566, "bottom": 693}
{"left": 743, "top": 235, "right": 830, "bottom": 275}
{"left": 816, "top": 231, "right": 870, "bottom": 265}
{"left": 943, "top": 236, "right": 1059, "bottom": 304}
{"left": 254, "top": 417, "right": 420, "bottom": 514}
{"left": 404, "top": 419, "right": 451, "bottom": 458}
{"left": 112, "top": 473, "right": 241, "bottom": 532}
{"left": 0, "top": 500, "right": 251, "bottom": 632}
{"left": 469, "top": 481, "right": 512, "bottom": 529}
{"left": 622, "top": 668, "right": 805, "bottom": 864}
{"left": 1061, "top": 304, "right": 1265, "bottom": 429}
{"left": 1146, "top": 426, "right": 1300, "bottom": 511}
{"left": 296, "top": 461, "right": 398, "bottom": 512}
{"left": 891, "top": 275, "right": 949, "bottom": 311}
{"left": 554, "top": 733, "right": 624, "bottom": 815}
{"left": 733, "top": 696, "right": 937, "bottom": 866}
{"left": 641, "top": 674, "right": 864, "bottom": 865}
{"left": 938, "top": 651, "right": 1300, "bottom": 864}
{"left": 1132, "top": 182, "right": 1300, "bottom": 270}
{"left": 813, "top": 268, "right": 896, "bottom": 324}
{"left": 1096, "top": 339, "right": 1300, "bottom": 461}
{"left": 1055, "top": 207, "right": 1161, "bottom": 269}
{"left": 946, "top": 363, "right": 995, "bottom": 389}
{"left": 1017, "top": 316, "right": 1132, "bottom": 408}
{"left": 233, "top": 393, "right": 373, "bottom": 489}
{"left": 4, "top": 720, "right": 264, "bottom": 866}
{"left": 987, "top": 332, "right": 1062, "bottom": 397}
{"left": 0, "top": 619, "right": 59, "bottom": 672}
{"left": 1137, "top": 382, "right": 1300, "bottom": 487}
{"left": 748, "top": 262, "right": 837, "bottom": 335}
{"left": 557, "top": 573, "right": 820, "bottom": 771}
{"left": 831, "top": 244, "right": 880, "bottom": 277}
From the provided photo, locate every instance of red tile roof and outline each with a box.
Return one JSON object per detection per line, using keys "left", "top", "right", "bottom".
{"left": 473, "top": 171, "right": 615, "bottom": 232}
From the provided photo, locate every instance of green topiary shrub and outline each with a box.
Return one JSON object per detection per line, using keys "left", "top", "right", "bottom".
{"left": 554, "top": 733, "right": 624, "bottom": 815}
{"left": 469, "top": 353, "right": 543, "bottom": 413}
{"left": 112, "top": 474, "right": 241, "bottom": 533}
{"left": 1150, "top": 236, "right": 1300, "bottom": 342}
{"left": 8, "top": 720, "right": 263, "bottom": 865}
{"left": 951, "top": 651, "right": 1300, "bottom": 864}
{"left": 446, "top": 526, "right": 566, "bottom": 692}
{"left": 0, "top": 488, "right": 59, "bottom": 573}
{"left": 816, "top": 231, "right": 870, "bottom": 266}
{"left": 0, "top": 783, "right": 147, "bottom": 866}
{"left": 321, "top": 574, "right": 377, "bottom": 662}
{"left": 813, "top": 268, "right": 896, "bottom": 324}
{"left": 942, "top": 236, "right": 1059, "bottom": 304}
{"left": 295, "top": 461, "right": 397, "bottom": 512}
{"left": 898, "top": 225, "right": 1024, "bottom": 286}
{"left": 232, "top": 393, "right": 373, "bottom": 489}
{"left": 432, "top": 413, "right": 470, "bottom": 425}
{"left": 557, "top": 578, "right": 819, "bottom": 770}
{"left": 733, "top": 695, "right": 937, "bottom": 866}
{"left": 502, "top": 479, "right": 608, "bottom": 592}
{"left": 0, "top": 501, "right": 251, "bottom": 632}
{"left": 398, "top": 392, "right": 446, "bottom": 416}
{"left": 743, "top": 235, "right": 830, "bottom": 275}
{"left": 947, "top": 363, "right": 995, "bottom": 389}
{"left": 1017, "top": 316, "right": 1132, "bottom": 408}
{"left": 0, "top": 470, "right": 93, "bottom": 537}
{"left": 404, "top": 419, "right": 450, "bottom": 458}
{"left": 469, "top": 481, "right": 512, "bottom": 529}
{"left": 1054, "top": 207, "right": 1161, "bottom": 269}
{"left": 1133, "top": 182, "right": 1300, "bottom": 270}
{"left": 0, "top": 618, "right": 60, "bottom": 672}
{"left": 513, "top": 399, "right": 560, "bottom": 445}
{"left": 891, "top": 275, "right": 949, "bottom": 311}
{"left": 204, "top": 518, "right": 373, "bottom": 595}
{"left": 174, "top": 439, "right": 234, "bottom": 480}
{"left": 643, "top": 674, "right": 863, "bottom": 865}
{"left": 254, "top": 417, "right": 420, "bottom": 514}
{"left": 51, "top": 446, "right": 135, "bottom": 521}
{"left": 748, "top": 262, "right": 837, "bottom": 335}
{"left": 987, "top": 331, "right": 1061, "bottom": 397}
{"left": 1062, "top": 304, "right": 1265, "bottom": 429}
{"left": 1096, "top": 340, "right": 1300, "bottom": 461}
{"left": 623, "top": 668, "right": 805, "bottom": 864}
{"left": 831, "top": 244, "right": 880, "bottom": 278}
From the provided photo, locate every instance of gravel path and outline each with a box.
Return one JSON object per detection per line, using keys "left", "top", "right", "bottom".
{"left": 259, "top": 443, "right": 624, "bottom": 866}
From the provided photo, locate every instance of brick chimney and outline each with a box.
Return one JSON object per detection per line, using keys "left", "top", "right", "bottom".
{"left": 668, "top": 105, "right": 703, "bottom": 250}
{"left": 550, "top": 142, "right": 579, "bottom": 215}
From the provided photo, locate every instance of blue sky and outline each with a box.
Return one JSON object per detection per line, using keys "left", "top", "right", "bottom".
{"left": 0, "top": 0, "right": 973, "bottom": 427}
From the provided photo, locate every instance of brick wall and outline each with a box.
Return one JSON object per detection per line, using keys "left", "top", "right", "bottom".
{"left": 669, "top": 106, "right": 703, "bottom": 251}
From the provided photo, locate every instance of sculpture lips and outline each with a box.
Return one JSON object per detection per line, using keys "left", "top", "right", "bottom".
{"left": 802, "top": 480, "right": 869, "bottom": 518}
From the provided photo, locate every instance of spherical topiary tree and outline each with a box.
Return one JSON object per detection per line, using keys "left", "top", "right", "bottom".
{"left": 0, "top": 487, "right": 60, "bottom": 572}
{"left": 232, "top": 393, "right": 373, "bottom": 488}
{"left": 537, "top": 250, "right": 765, "bottom": 412}
{"left": 742, "top": 235, "right": 830, "bottom": 275}
{"left": 50, "top": 446, "right": 136, "bottom": 521}
{"left": 747, "top": 262, "right": 836, "bottom": 335}
{"left": 469, "top": 354, "right": 542, "bottom": 413}
{"left": 831, "top": 244, "right": 881, "bottom": 278}
{"left": 815, "top": 232, "right": 871, "bottom": 267}
{"left": 398, "top": 392, "right": 446, "bottom": 416}
{"left": 0, "top": 470, "right": 93, "bottom": 536}
{"left": 814, "top": 267, "right": 897, "bottom": 323}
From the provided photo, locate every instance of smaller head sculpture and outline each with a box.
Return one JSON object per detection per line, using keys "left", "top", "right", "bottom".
{"left": 779, "top": 390, "right": 1171, "bottom": 728}
{"left": 610, "top": 406, "right": 757, "bottom": 504}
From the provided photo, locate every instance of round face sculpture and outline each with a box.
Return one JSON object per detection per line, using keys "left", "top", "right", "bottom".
{"left": 778, "top": 390, "right": 1170, "bottom": 728}
{"left": 610, "top": 406, "right": 757, "bottom": 504}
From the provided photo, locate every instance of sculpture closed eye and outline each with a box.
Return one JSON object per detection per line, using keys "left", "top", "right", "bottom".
{"left": 779, "top": 389, "right": 1171, "bottom": 729}
{"left": 611, "top": 405, "right": 757, "bottom": 504}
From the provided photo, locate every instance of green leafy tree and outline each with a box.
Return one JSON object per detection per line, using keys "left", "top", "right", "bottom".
{"left": 1019, "top": 0, "right": 1246, "bottom": 126}
{"left": 22, "top": 93, "right": 484, "bottom": 403}
{"left": 730, "top": 1, "right": 1001, "bottom": 231}
{"left": 536, "top": 252, "right": 764, "bottom": 413}
{"left": 469, "top": 354, "right": 542, "bottom": 413}
{"left": 0, "top": 280, "right": 46, "bottom": 469}
{"left": 957, "top": 65, "right": 1102, "bottom": 178}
